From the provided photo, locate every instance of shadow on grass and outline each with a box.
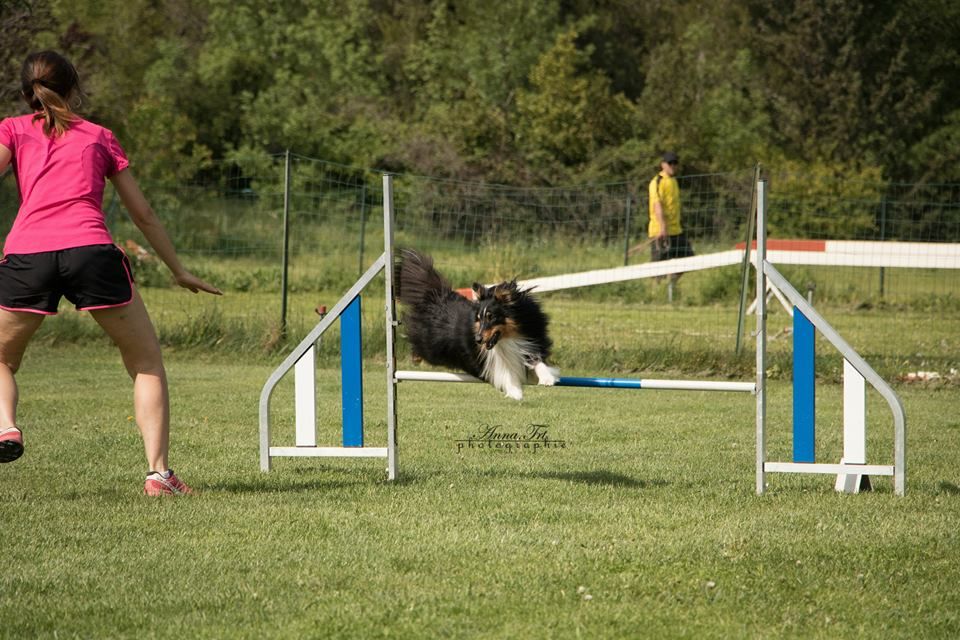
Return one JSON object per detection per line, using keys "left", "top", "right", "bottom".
{"left": 201, "top": 465, "right": 660, "bottom": 493}
{"left": 532, "top": 469, "right": 668, "bottom": 488}
{"left": 478, "top": 468, "right": 666, "bottom": 489}
{"left": 205, "top": 465, "right": 375, "bottom": 494}
{"left": 204, "top": 467, "right": 443, "bottom": 494}
{"left": 937, "top": 481, "right": 960, "bottom": 495}
{"left": 204, "top": 478, "right": 361, "bottom": 494}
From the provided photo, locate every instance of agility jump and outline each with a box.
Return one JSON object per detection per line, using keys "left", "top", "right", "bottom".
{"left": 258, "top": 176, "right": 906, "bottom": 495}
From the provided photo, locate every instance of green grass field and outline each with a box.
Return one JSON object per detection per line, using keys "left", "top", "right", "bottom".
{"left": 2, "top": 342, "right": 959, "bottom": 638}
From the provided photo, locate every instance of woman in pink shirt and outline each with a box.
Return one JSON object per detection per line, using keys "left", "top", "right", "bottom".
{"left": 0, "top": 51, "right": 221, "bottom": 496}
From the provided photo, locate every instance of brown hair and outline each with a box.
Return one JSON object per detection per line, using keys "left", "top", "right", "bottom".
{"left": 20, "top": 51, "right": 81, "bottom": 137}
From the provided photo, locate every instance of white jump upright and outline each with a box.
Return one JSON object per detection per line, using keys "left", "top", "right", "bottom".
{"left": 294, "top": 345, "right": 317, "bottom": 447}
{"left": 836, "top": 360, "right": 869, "bottom": 493}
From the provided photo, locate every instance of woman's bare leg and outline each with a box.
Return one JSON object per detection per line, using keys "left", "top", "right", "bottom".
{"left": 90, "top": 289, "right": 170, "bottom": 473}
{"left": 0, "top": 309, "right": 45, "bottom": 431}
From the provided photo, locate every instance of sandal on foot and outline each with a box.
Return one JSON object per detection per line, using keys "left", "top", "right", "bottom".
{"left": 0, "top": 428, "right": 24, "bottom": 463}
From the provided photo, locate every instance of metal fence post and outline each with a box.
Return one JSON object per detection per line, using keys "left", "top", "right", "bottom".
{"left": 280, "top": 149, "right": 292, "bottom": 336}
{"left": 736, "top": 165, "right": 761, "bottom": 355}
{"left": 879, "top": 195, "right": 887, "bottom": 298}
{"left": 358, "top": 183, "right": 367, "bottom": 276}
{"left": 622, "top": 190, "right": 633, "bottom": 266}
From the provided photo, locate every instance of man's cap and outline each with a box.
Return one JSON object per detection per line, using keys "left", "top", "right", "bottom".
{"left": 662, "top": 151, "right": 679, "bottom": 164}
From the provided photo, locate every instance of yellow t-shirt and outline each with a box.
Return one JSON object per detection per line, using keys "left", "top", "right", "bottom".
{"left": 648, "top": 171, "right": 682, "bottom": 237}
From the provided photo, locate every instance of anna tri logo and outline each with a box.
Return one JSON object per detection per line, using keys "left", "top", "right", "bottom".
{"left": 456, "top": 423, "right": 566, "bottom": 453}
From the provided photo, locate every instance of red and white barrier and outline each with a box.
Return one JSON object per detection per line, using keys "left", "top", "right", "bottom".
{"left": 738, "top": 239, "right": 960, "bottom": 269}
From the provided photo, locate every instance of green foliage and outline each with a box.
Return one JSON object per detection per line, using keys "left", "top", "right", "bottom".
{"left": 126, "top": 96, "right": 212, "bottom": 184}
{"left": 910, "top": 108, "right": 960, "bottom": 184}
{"left": 637, "top": 14, "right": 771, "bottom": 173}
{"left": 405, "top": 0, "right": 561, "bottom": 110}
{"left": 750, "top": 0, "right": 949, "bottom": 174}
{"left": 695, "top": 265, "right": 744, "bottom": 305}
{"left": 516, "top": 27, "right": 639, "bottom": 178}
{"left": 0, "top": 1, "right": 54, "bottom": 108}
{"left": 767, "top": 162, "right": 885, "bottom": 239}
{"left": 195, "top": 0, "right": 395, "bottom": 165}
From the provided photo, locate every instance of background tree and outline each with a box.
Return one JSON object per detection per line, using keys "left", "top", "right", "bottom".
{"left": 749, "top": 0, "right": 949, "bottom": 175}
{"left": 2, "top": 0, "right": 959, "bottom": 188}
{"left": 635, "top": 6, "right": 771, "bottom": 174}
{"left": 1, "top": 1, "right": 54, "bottom": 108}
{"left": 515, "top": 26, "right": 639, "bottom": 182}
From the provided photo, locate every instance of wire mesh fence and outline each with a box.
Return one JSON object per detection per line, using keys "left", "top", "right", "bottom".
{"left": 1, "top": 153, "right": 957, "bottom": 379}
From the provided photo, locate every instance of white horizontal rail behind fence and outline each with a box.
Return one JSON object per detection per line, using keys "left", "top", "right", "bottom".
{"left": 513, "top": 241, "right": 960, "bottom": 295}
{"left": 764, "top": 241, "right": 960, "bottom": 269}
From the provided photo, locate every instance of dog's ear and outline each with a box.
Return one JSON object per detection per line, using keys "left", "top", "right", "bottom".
{"left": 493, "top": 282, "right": 517, "bottom": 304}
{"left": 472, "top": 282, "right": 488, "bottom": 298}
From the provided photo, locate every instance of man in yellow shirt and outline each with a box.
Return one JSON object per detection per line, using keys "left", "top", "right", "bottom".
{"left": 648, "top": 151, "right": 694, "bottom": 285}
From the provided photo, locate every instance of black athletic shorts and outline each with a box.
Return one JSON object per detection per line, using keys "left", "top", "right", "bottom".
{"left": 651, "top": 233, "right": 695, "bottom": 262}
{"left": 0, "top": 244, "right": 135, "bottom": 315}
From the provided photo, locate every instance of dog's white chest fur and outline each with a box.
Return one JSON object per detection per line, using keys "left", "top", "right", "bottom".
{"left": 480, "top": 337, "right": 559, "bottom": 400}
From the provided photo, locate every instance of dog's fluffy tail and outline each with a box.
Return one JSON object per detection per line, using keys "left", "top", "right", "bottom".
{"left": 395, "top": 249, "right": 452, "bottom": 306}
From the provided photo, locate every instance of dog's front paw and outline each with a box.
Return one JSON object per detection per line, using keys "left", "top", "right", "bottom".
{"left": 504, "top": 384, "right": 524, "bottom": 401}
{"left": 535, "top": 362, "right": 560, "bottom": 386}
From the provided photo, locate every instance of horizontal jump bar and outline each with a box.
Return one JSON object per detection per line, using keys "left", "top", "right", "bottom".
{"left": 765, "top": 462, "right": 895, "bottom": 476}
{"left": 270, "top": 446, "right": 388, "bottom": 458}
{"left": 394, "top": 370, "right": 755, "bottom": 393}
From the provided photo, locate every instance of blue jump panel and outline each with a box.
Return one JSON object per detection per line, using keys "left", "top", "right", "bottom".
{"left": 341, "top": 296, "right": 364, "bottom": 447}
{"left": 793, "top": 308, "right": 816, "bottom": 463}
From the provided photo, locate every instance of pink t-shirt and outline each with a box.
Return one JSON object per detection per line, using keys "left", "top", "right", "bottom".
{"left": 0, "top": 114, "right": 129, "bottom": 254}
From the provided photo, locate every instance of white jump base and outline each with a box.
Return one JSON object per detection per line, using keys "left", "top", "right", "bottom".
{"left": 765, "top": 462, "right": 895, "bottom": 476}
{"left": 268, "top": 447, "right": 389, "bottom": 458}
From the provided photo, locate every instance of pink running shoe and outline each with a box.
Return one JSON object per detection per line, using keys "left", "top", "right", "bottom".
{"left": 0, "top": 428, "right": 23, "bottom": 463}
{"left": 144, "top": 469, "right": 193, "bottom": 496}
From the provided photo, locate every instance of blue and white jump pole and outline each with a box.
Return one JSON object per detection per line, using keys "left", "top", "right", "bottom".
{"left": 393, "top": 370, "right": 754, "bottom": 393}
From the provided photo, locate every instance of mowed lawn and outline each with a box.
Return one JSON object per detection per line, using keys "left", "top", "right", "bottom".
{"left": 1, "top": 343, "right": 959, "bottom": 639}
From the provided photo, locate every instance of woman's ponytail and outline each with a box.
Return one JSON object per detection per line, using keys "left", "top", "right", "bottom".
{"left": 20, "top": 51, "right": 81, "bottom": 137}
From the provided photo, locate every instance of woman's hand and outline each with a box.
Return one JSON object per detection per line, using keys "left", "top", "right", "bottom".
{"left": 175, "top": 271, "right": 223, "bottom": 295}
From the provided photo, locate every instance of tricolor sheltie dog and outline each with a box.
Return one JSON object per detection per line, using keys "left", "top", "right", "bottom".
{"left": 396, "top": 249, "right": 559, "bottom": 400}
